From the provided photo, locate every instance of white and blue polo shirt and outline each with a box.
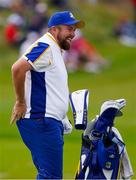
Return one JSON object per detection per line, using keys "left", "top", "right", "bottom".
{"left": 22, "top": 32, "right": 69, "bottom": 121}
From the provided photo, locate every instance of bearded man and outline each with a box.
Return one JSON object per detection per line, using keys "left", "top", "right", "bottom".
{"left": 11, "top": 11, "right": 84, "bottom": 179}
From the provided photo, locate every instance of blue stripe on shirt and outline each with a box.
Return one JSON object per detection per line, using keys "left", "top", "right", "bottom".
{"left": 26, "top": 42, "right": 49, "bottom": 62}
{"left": 30, "top": 71, "right": 46, "bottom": 118}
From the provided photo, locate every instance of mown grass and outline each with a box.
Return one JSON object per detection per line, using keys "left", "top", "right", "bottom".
{"left": 0, "top": 1, "right": 136, "bottom": 179}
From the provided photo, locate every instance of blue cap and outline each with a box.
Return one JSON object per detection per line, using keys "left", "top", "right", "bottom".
{"left": 48, "top": 11, "right": 85, "bottom": 28}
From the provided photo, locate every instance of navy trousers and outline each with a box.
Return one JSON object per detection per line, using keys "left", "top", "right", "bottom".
{"left": 17, "top": 117, "right": 64, "bottom": 179}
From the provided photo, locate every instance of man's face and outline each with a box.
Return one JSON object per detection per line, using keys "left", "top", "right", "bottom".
{"left": 56, "top": 25, "right": 76, "bottom": 50}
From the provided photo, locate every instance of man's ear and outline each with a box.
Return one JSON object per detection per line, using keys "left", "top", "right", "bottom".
{"left": 49, "top": 26, "right": 59, "bottom": 38}
{"left": 51, "top": 26, "right": 58, "bottom": 32}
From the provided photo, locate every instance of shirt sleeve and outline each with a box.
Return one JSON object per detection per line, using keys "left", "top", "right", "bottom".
{"left": 23, "top": 42, "right": 53, "bottom": 72}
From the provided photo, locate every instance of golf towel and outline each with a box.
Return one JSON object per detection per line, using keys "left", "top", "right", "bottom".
{"left": 112, "top": 127, "right": 134, "bottom": 179}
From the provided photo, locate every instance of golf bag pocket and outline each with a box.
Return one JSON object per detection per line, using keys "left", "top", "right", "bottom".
{"left": 97, "top": 139, "right": 120, "bottom": 170}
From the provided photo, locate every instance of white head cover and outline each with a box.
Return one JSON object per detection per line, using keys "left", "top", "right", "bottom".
{"left": 69, "top": 89, "right": 89, "bottom": 130}
{"left": 100, "top": 99, "right": 126, "bottom": 116}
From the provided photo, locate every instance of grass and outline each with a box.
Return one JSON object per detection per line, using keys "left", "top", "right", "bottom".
{"left": 0, "top": 1, "right": 136, "bottom": 179}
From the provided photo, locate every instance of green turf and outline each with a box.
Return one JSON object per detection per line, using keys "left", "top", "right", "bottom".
{"left": 0, "top": 1, "right": 136, "bottom": 179}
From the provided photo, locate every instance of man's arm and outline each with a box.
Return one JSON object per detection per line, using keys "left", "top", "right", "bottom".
{"left": 11, "top": 58, "right": 32, "bottom": 125}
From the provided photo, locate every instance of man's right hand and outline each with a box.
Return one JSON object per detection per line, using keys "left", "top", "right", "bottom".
{"left": 10, "top": 101, "right": 26, "bottom": 125}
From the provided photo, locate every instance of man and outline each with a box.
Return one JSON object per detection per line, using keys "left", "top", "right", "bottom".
{"left": 11, "top": 11, "right": 84, "bottom": 179}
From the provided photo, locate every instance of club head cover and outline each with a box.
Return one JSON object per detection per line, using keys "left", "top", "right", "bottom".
{"left": 69, "top": 89, "right": 89, "bottom": 130}
{"left": 100, "top": 99, "right": 126, "bottom": 117}
{"left": 94, "top": 99, "right": 126, "bottom": 134}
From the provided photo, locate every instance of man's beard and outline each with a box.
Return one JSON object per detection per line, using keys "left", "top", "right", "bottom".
{"left": 57, "top": 34, "right": 71, "bottom": 50}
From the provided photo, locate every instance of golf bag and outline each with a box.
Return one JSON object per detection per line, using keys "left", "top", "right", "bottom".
{"left": 75, "top": 121, "right": 125, "bottom": 179}
{"left": 74, "top": 99, "right": 133, "bottom": 180}
{"left": 69, "top": 90, "right": 133, "bottom": 180}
